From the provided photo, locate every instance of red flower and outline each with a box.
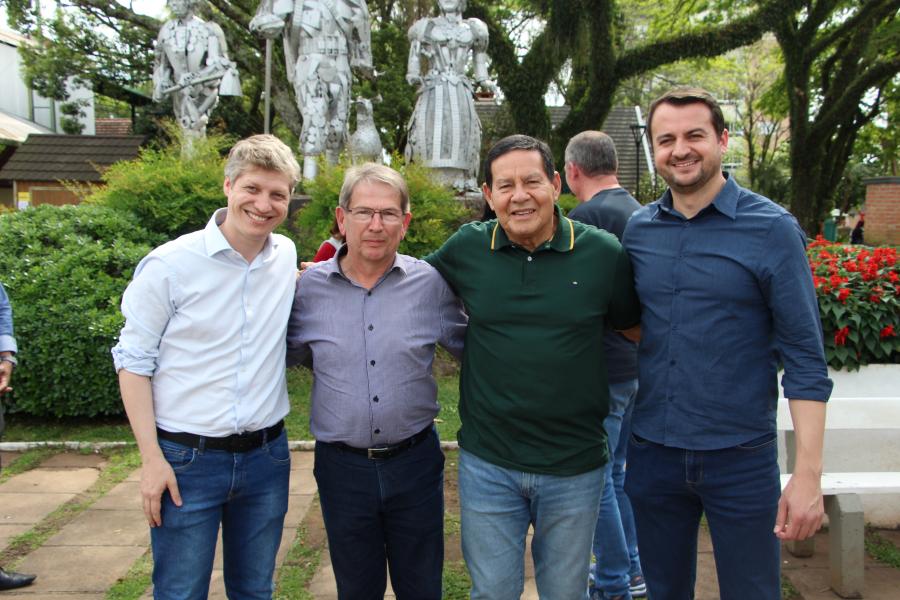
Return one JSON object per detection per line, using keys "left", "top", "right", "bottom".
{"left": 889, "top": 271, "right": 898, "bottom": 283}
{"left": 835, "top": 326, "right": 850, "bottom": 346}
{"left": 829, "top": 274, "right": 847, "bottom": 287}
{"left": 881, "top": 325, "right": 896, "bottom": 339}
{"left": 837, "top": 288, "right": 851, "bottom": 303}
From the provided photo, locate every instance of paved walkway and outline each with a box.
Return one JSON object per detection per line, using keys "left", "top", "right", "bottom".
{"left": 1, "top": 451, "right": 898, "bottom": 599}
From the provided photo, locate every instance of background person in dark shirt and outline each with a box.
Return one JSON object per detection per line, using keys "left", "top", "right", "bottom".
{"left": 566, "top": 131, "right": 645, "bottom": 600}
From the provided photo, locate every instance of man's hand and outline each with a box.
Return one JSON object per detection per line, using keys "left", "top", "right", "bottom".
{"left": 775, "top": 469, "right": 824, "bottom": 540}
{"left": 618, "top": 325, "right": 641, "bottom": 343}
{"left": 0, "top": 360, "right": 12, "bottom": 394}
{"left": 140, "top": 452, "right": 182, "bottom": 527}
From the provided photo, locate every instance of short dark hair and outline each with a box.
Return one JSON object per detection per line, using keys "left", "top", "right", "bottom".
{"left": 483, "top": 134, "right": 555, "bottom": 188}
{"left": 564, "top": 131, "right": 618, "bottom": 176}
{"left": 647, "top": 87, "right": 726, "bottom": 141}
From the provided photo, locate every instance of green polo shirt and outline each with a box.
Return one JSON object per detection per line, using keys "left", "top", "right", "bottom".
{"left": 426, "top": 205, "right": 640, "bottom": 475}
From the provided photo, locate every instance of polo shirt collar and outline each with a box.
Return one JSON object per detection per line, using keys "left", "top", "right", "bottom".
{"left": 490, "top": 204, "right": 575, "bottom": 253}
{"left": 204, "top": 207, "right": 276, "bottom": 261}
{"left": 653, "top": 173, "right": 739, "bottom": 221}
{"left": 325, "top": 245, "right": 408, "bottom": 281}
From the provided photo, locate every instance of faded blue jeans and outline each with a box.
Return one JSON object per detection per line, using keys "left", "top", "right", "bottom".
{"left": 459, "top": 448, "right": 604, "bottom": 600}
{"left": 150, "top": 429, "right": 290, "bottom": 600}
{"left": 589, "top": 379, "right": 642, "bottom": 599}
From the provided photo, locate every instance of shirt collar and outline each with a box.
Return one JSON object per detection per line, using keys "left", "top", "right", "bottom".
{"left": 324, "top": 245, "right": 408, "bottom": 281}
{"left": 652, "top": 173, "right": 739, "bottom": 221}
{"left": 204, "top": 208, "right": 276, "bottom": 261}
{"left": 490, "top": 204, "right": 575, "bottom": 253}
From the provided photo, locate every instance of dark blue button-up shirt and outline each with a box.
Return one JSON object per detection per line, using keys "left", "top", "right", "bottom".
{"left": 622, "top": 176, "right": 832, "bottom": 450}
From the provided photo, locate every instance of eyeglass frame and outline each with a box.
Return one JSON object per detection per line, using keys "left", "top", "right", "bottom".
{"left": 344, "top": 206, "right": 407, "bottom": 225}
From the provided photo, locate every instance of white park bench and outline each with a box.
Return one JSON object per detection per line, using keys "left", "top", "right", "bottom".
{"left": 778, "top": 397, "right": 900, "bottom": 598}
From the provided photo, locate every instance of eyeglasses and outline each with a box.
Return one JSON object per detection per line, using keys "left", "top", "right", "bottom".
{"left": 345, "top": 207, "right": 405, "bottom": 225}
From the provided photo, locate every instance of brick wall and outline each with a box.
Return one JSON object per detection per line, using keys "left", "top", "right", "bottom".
{"left": 864, "top": 177, "right": 900, "bottom": 245}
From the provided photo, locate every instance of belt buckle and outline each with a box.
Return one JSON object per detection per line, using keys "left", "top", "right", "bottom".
{"left": 367, "top": 447, "right": 389, "bottom": 460}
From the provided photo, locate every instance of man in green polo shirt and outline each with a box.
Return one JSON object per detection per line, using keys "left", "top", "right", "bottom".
{"left": 426, "top": 134, "right": 640, "bottom": 599}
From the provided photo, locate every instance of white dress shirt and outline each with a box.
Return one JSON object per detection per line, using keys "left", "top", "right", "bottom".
{"left": 112, "top": 208, "right": 297, "bottom": 436}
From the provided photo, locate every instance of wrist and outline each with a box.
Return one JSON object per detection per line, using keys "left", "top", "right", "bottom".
{"left": 0, "top": 354, "right": 16, "bottom": 367}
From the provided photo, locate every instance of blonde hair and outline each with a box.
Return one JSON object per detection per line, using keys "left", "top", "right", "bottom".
{"left": 338, "top": 163, "right": 410, "bottom": 213}
{"left": 224, "top": 135, "right": 301, "bottom": 190}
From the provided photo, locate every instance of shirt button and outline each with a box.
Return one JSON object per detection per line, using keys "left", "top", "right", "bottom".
{"left": 368, "top": 324, "right": 374, "bottom": 331}
{"left": 527, "top": 256, "right": 533, "bottom": 262}
{"left": 674, "top": 289, "right": 681, "bottom": 294}
{"left": 374, "top": 428, "right": 381, "bottom": 434}
{"left": 370, "top": 360, "right": 376, "bottom": 366}
{"left": 670, "top": 359, "right": 676, "bottom": 366}
{"left": 367, "top": 291, "right": 372, "bottom": 296}
{"left": 373, "top": 396, "right": 379, "bottom": 403}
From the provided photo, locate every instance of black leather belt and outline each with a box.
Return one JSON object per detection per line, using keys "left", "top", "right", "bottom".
{"left": 331, "top": 426, "right": 432, "bottom": 460}
{"left": 157, "top": 420, "right": 284, "bottom": 453}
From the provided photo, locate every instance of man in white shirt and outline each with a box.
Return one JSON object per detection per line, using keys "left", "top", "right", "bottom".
{"left": 112, "top": 134, "right": 300, "bottom": 600}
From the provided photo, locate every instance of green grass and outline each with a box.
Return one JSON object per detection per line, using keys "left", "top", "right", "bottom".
{"left": 781, "top": 574, "right": 801, "bottom": 599}
{"left": 865, "top": 526, "right": 900, "bottom": 569}
{"left": 106, "top": 551, "right": 153, "bottom": 600}
{"left": 274, "top": 498, "right": 325, "bottom": 600}
{"left": 442, "top": 560, "right": 472, "bottom": 599}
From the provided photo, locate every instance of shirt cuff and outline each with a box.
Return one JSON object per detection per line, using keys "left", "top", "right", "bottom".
{"left": 0, "top": 335, "right": 16, "bottom": 354}
{"left": 111, "top": 344, "right": 158, "bottom": 376}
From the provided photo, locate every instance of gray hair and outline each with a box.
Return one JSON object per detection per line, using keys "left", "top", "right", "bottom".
{"left": 564, "top": 131, "right": 618, "bottom": 177}
{"left": 339, "top": 163, "right": 410, "bottom": 213}
{"left": 224, "top": 134, "right": 301, "bottom": 191}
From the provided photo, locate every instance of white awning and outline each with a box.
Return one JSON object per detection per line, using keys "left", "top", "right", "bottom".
{"left": 0, "top": 109, "right": 54, "bottom": 144}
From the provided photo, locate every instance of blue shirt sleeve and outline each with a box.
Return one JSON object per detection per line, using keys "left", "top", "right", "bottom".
{"left": 758, "top": 215, "right": 833, "bottom": 401}
{"left": 0, "top": 283, "right": 16, "bottom": 354}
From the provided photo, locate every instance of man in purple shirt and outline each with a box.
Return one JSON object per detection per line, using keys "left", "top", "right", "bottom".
{"left": 621, "top": 88, "right": 831, "bottom": 599}
{"left": 287, "top": 163, "right": 466, "bottom": 600}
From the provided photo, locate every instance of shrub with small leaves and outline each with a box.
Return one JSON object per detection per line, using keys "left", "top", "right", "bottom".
{"left": 0, "top": 205, "right": 163, "bottom": 417}
{"left": 87, "top": 131, "right": 230, "bottom": 240}
{"left": 808, "top": 236, "right": 899, "bottom": 370}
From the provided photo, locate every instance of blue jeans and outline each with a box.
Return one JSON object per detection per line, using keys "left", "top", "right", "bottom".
{"left": 459, "top": 448, "right": 604, "bottom": 600}
{"left": 590, "top": 379, "right": 642, "bottom": 599}
{"left": 151, "top": 429, "right": 291, "bottom": 600}
{"left": 314, "top": 428, "right": 444, "bottom": 600}
{"left": 624, "top": 432, "right": 781, "bottom": 600}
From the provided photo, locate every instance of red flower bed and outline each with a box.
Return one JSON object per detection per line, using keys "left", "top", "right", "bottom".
{"left": 807, "top": 236, "right": 899, "bottom": 370}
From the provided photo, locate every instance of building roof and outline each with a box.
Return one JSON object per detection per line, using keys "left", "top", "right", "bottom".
{"left": 95, "top": 118, "right": 134, "bottom": 136}
{"left": 0, "top": 134, "right": 145, "bottom": 183}
{"left": 0, "top": 109, "right": 54, "bottom": 145}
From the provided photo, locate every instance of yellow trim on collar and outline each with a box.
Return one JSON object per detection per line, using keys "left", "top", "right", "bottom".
{"left": 491, "top": 222, "right": 500, "bottom": 250}
{"left": 565, "top": 217, "right": 575, "bottom": 250}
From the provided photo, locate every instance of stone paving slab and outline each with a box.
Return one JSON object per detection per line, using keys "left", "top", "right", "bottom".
{"left": 14, "top": 545, "right": 147, "bottom": 593}
{"left": 0, "top": 467, "right": 99, "bottom": 494}
{"left": 91, "top": 479, "right": 141, "bottom": 510}
{"left": 44, "top": 509, "right": 149, "bottom": 547}
{"left": 0, "top": 493, "right": 77, "bottom": 526}
{"left": 39, "top": 453, "right": 106, "bottom": 469}
{"left": 0, "top": 593, "right": 105, "bottom": 599}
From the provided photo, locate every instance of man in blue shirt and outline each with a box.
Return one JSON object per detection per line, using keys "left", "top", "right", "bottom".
{"left": 621, "top": 88, "right": 831, "bottom": 599}
{"left": 565, "top": 131, "right": 645, "bottom": 600}
{"left": 0, "top": 282, "right": 37, "bottom": 591}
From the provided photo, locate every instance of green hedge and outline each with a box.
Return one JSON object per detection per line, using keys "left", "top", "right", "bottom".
{"left": 0, "top": 205, "right": 163, "bottom": 417}
{"left": 87, "top": 134, "right": 229, "bottom": 239}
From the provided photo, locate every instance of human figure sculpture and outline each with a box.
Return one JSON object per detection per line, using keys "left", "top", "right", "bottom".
{"left": 250, "top": 0, "right": 373, "bottom": 181}
{"left": 152, "top": 0, "right": 242, "bottom": 149}
{"left": 405, "top": 0, "right": 493, "bottom": 192}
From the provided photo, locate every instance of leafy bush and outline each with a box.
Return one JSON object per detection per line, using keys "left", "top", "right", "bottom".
{"left": 87, "top": 131, "right": 230, "bottom": 239}
{"left": 292, "top": 159, "right": 469, "bottom": 261}
{"left": 0, "top": 205, "right": 163, "bottom": 417}
{"left": 557, "top": 193, "right": 578, "bottom": 215}
{"left": 808, "top": 237, "right": 899, "bottom": 370}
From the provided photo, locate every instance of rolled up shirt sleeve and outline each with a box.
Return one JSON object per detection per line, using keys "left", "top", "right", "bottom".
{"left": 760, "top": 215, "right": 833, "bottom": 401}
{"left": 111, "top": 256, "right": 177, "bottom": 376}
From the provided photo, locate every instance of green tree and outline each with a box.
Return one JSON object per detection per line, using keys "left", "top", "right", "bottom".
{"left": 772, "top": 0, "right": 900, "bottom": 234}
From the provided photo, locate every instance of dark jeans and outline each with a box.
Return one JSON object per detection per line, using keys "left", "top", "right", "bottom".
{"left": 314, "top": 427, "right": 444, "bottom": 600}
{"left": 624, "top": 432, "right": 782, "bottom": 600}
